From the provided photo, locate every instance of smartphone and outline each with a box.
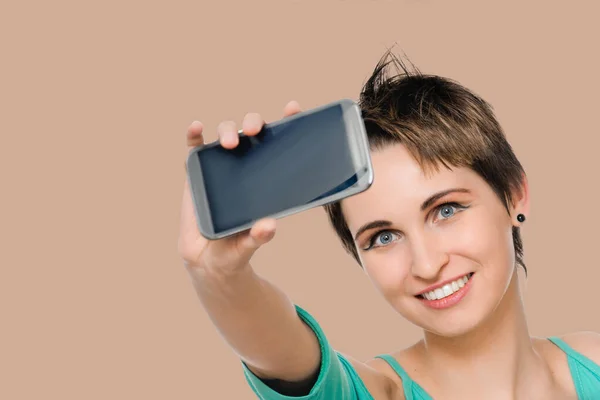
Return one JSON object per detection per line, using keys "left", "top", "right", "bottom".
{"left": 186, "top": 98, "right": 374, "bottom": 240}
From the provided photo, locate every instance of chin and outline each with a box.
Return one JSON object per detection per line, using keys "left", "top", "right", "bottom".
{"left": 395, "top": 281, "right": 502, "bottom": 339}
{"left": 420, "top": 314, "right": 485, "bottom": 338}
{"left": 391, "top": 306, "right": 488, "bottom": 339}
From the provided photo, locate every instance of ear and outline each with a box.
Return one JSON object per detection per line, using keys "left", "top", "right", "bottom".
{"left": 510, "top": 173, "right": 530, "bottom": 226}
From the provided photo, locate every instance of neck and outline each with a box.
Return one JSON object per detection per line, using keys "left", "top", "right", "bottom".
{"left": 420, "top": 270, "right": 550, "bottom": 398}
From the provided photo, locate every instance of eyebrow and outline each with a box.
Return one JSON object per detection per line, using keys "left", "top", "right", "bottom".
{"left": 352, "top": 188, "right": 472, "bottom": 241}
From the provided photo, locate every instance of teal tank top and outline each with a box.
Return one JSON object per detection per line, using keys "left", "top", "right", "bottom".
{"left": 242, "top": 305, "right": 600, "bottom": 399}
{"left": 375, "top": 336, "right": 600, "bottom": 400}
{"left": 548, "top": 337, "right": 600, "bottom": 399}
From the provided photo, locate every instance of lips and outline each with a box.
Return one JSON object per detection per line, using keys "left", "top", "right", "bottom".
{"left": 417, "top": 273, "right": 474, "bottom": 301}
{"left": 416, "top": 273, "right": 475, "bottom": 310}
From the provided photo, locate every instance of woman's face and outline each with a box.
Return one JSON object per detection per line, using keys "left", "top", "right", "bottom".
{"left": 341, "top": 143, "right": 528, "bottom": 337}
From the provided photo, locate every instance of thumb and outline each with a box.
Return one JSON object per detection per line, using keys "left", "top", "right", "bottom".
{"left": 235, "top": 218, "right": 277, "bottom": 261}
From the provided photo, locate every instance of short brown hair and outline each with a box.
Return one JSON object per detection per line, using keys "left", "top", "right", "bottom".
{"left": 324, "top": 50, "right": 527, "bottom": 274}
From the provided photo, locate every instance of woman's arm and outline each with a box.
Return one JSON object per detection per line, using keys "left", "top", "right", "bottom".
{"left": 179, "top": 103, "right": 321, "bottom": 386}
{"left": 178, "top": 104, "right": 394, "bottom": 399}
{"left": 240, "top": 303, "right": 400, "bottom": 400}
{"left": 189, "top": 264, "right": 321, "bottom": 385}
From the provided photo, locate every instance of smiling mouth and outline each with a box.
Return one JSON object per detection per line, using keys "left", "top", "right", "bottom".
{"left": 417, "top": 272, "right": 475, "bottom": 301}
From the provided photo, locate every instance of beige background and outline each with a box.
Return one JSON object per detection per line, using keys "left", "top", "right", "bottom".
{"left": 2, "top": 1, "right": 599, "bottom": 399}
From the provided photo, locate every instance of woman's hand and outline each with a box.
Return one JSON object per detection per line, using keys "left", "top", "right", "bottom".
{"left": 178, "top": 100, "right": 303, "bottom": 278}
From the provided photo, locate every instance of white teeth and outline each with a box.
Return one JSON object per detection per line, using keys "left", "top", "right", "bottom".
{"left": 442, "top": 285, "right": 452, "bottom": 296}
{"left": 423, "top": 274, "right": 471, "bottom": 300}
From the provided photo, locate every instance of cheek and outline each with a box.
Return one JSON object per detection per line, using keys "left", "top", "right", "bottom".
{"left": 362, "top": 248, "right": 412, "bottom": 297}
{"left": 455, "top": 210, "right": 514, "bottom": 273}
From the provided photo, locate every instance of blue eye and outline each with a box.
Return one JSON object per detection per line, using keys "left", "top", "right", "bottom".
{"left": 438, "top": 204, "right": 456, "bottom": 219}
{"left": 376, "top": 232, "right": 395, "bottom": 245}
{"left": 365, "top": 230, "right": 399, "bottom": 250}
{"left": 434, "top": 202, "right": 468, "bottom": 221}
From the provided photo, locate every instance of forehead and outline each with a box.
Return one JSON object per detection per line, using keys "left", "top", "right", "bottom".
{"left": 342, "top": 144, "right": 481, "bottom": 230}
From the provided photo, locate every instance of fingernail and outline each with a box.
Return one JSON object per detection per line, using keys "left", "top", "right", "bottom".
{"left": 225, "top": 135, "right": 238, "bottom": 146}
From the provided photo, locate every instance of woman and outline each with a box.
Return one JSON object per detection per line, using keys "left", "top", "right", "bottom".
{"left": 177, "top": 50, "right": 600, "bottom": 399}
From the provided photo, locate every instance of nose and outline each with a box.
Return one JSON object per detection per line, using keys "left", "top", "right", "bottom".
{"left": 409, "top": 231, "right": 449, "bottom": 280}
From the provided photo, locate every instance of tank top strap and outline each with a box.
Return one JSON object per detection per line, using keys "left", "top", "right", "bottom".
{"left": 374, "top": 354, "right": 438, "bottom": 400}
{"left": 548, "top": 336, "right": 600, "bottom": 371}
{"left": 548, "top": 336, "right": 600, "bottom": 399}
{"left": 548, "top": 336, "right": 600, "bottom": 372}
{"left": 374, "top": 354, "right": 413, "bottom": 383}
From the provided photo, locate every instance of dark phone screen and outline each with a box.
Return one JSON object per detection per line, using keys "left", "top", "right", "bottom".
{"left": 196, "top": 104, "right": 362, "bottom": 234}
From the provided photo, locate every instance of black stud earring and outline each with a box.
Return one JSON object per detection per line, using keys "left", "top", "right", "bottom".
{"left": 517, "top": 214, "right": 526, "bottom": 223}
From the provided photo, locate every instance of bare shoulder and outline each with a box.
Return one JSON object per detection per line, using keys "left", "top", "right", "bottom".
{"left": 559, "top": 331, "right": 600, "bottom": 364}
{"left": 339, "top": 352, "right": 406, "bottom": 400}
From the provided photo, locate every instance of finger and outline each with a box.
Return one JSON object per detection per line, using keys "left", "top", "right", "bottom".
{"left": 187, "top": 120, "right": 205, "bottom": 150}
{"left": 180, "top": 121, "right": 207, "bottom": 261}
{"left": 236, "top": 218, "right": 277, "bottom": 258}
{"left": 178, "top": 176, "right": 203, "bottom": 262}
{"left": 283, "top": 100, "right": 302, "bottom": 117}
{"left": 217, "top": 120, "right": 239, "bottom": 149}
{"left": 241, "top": 112, "right": 265, "bottom": 136}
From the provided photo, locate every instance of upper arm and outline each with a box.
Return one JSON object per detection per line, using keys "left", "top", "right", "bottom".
{"left": 560, "top": 331, "right": 600, "bottom": 365}
{"left": 241, "top": 304, "right": 396, "bottom": 400}
{"left": 242, "top": 349, "right": 396, "bottom": 400}
{"left": 255, "top": 366, "right": 321, "bottom": 397}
